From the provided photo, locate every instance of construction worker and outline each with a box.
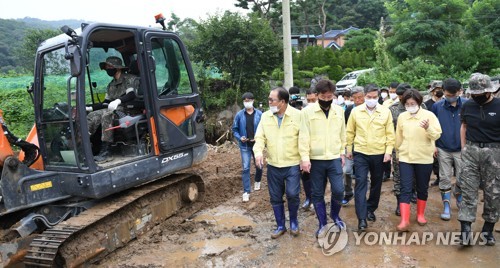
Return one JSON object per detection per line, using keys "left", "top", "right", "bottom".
{"left": 458, "top": 73, "right": 500, "bottom": 246}
{"left": 86, "top": 56, "right": 138, "bottom": 163}
{"left": 299, "top": 79, "right": 346, "bottom": 237}
{"left": 254, "top": 87, "right": 303, "bottom": 238}
{"left": 232, "top": 92, "right": 263, "bottom": 202}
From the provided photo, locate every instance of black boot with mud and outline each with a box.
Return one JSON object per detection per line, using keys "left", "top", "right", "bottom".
{"left": 482, "top": 221, "right": 496, "bottom": 246}
{"left": 95, "top": 142, "right": 114, "bottom": 163}
{"left": 460, "top": 221, "right": 472, "bottom": 246}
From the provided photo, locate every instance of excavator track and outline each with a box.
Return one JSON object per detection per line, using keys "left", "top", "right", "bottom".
{"left": 22, "top": 173, "right": 205, "bottom": 267}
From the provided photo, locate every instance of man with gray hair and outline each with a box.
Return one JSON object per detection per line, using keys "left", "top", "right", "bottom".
{"left": 458, "top": 73, "right": 500, "bottom": 246}
{"left": 341, "top": 86, "right": 364, "bottom": 206}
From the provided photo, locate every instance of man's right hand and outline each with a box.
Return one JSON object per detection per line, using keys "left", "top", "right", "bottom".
{"left": 300, "top": 160, "right": 311, "bottom": 173}
{"left": 240, "top": 136, "right": 248, "bottom": 143}
{"left": 256, "top": 155, "right": 264, "bottom": 169}
{"left": 346, "top": 152, "right": 353, "bottom": 160}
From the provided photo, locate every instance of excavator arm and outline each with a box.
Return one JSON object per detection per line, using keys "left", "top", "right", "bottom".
{"left": 0, "top": 110, "right": 40, "bottom": 171}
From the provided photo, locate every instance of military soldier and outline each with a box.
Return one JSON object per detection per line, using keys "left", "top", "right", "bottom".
{"left": 459, "top": 73, "right": 500, "bottom": 246}
{"left": 86, "top": 56, "right": 138, "bottom": 163}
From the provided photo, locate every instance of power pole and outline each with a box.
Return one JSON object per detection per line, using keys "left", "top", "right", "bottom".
{"left": 282, "top": 0, "right": 293, "bottom": 89}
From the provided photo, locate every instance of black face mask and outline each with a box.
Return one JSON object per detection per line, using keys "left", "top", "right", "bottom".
{"left": 471, "top": 93, "right": 490, "bottom": 105}
{"left": 318, "top": 99, "right": 332, "bottom": 110}
{"left": 435, "top": 90, "right": 444, "bottom": 98}
{"left": 106, "top": 68, "right": 117, "bottom": 77}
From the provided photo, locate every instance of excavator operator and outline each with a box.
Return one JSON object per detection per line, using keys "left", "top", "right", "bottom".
{"left": 86, "top": 56, "right": 138, "bottom": 163}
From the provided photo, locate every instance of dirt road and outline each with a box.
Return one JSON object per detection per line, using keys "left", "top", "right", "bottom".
{"left": 94, "top": 142, "right": 499, "bottom": 267}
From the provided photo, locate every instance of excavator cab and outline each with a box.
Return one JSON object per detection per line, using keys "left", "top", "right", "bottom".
{"left": 1, "top": 23, "right": 207, "bottom": 267}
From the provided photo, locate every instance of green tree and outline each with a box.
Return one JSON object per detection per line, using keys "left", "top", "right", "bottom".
{"left": 386, "top": 0, "right": 469, "bottom": 60}
{"left": 14, "top": 28, "right": 60, "bottom": 74}
{"left": 343, "top": 28, "right": 377, "bottom": 51}
{"left": 189, "top": 12, "right": 282, "bottom": 98}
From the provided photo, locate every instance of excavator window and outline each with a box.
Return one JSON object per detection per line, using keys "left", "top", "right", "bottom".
{"left": 151, "top": 38, "right": 192, "bottom": 98}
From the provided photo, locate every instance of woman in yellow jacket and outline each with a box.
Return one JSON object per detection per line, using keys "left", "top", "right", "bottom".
{"left": 395, "top": 89, "right": 442, "bottom": 231}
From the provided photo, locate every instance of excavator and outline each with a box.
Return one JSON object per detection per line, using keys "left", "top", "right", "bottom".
{"left": 0, "top": 16, "right": 207, "bottom": 267}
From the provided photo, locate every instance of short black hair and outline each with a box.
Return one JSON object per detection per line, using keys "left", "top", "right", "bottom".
{"left": 342, "top": 91, "right": 351, "bottom": 98}
{"left": 315, "top": 79, "right": 336, "bottom": 94}
{"left": 305, "top": 88, "right": 317, "bottom": 95}
{"left": 242, "top": 92, "right": 254, "bottom": 100}
{"left": 364, "top": 83, "right": 379, "bottom": 94}
{"left": 289, "top": 86, "right": 300, "bottom": 95}
{"left": 390, "top": 82, "right": 399, "bottom": 89}
{"left": 442, "top": 78, "right": 462, "bottom": 94}
{"left": 396, "top": 83, "right": 412, "bottom": 96}
{"left": 272, "top": 87, "right": 290, "bottom": 103}
{"left": 402, "top": 89, "right": 423, "bottom": 106}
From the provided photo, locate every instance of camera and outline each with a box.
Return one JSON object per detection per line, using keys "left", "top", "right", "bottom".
{"left": 288, "top": 86, "right": 304, "bottom": 109}
{"left": 289, "top": 94, "right": 303, "bottom": 109}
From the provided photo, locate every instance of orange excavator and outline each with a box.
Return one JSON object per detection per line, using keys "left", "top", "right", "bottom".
{"left": 0, "top": 16, "right": 207, "bottom": 267}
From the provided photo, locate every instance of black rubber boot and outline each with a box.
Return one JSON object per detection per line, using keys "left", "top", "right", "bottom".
{"left": 460, "top": 221, "right": 472, "bottom": 246}
{"left": 94, "top": 142, "right": 113, "bottom": 163}
{"left": 482, "top": 221, "right": 496, "bottom": 246}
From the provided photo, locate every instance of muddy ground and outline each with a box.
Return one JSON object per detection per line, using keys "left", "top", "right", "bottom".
{"left": 94, "top": 142, "right": 499, "bottom": 267}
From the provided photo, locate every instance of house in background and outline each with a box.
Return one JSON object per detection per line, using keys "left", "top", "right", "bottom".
{"left": 315, "top": 26, "right": 359, "bottom": 49}
{"left": 291, "top": 34, "right": 317, "bottom": 50}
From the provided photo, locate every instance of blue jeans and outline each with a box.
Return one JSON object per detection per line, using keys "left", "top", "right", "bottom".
{"left": 353, "top": 152, "right": 384, "bottom": 220}
{"left": 399, "top": 162, "right": 432, "bottom": 203}
{"left": 267, "top": 165, "right": 300, "bottom": 206}
{"left": 240, "top": 145, "right": 262, "bottom": 193}
{"left": 310, "top": 159, "right": 344, "bottom": 204}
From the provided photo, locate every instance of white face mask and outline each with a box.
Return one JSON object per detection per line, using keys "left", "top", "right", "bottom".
{"left": 337, "top": 95, "right": 345, "bottom": 105}
{"left": 390, "top": 93, "right": 398, "bottom": 100}
{"left": 405, "top": 105, "right": 419, "bottom": 114}
{"left": 270, "top": 105, "right": 279, "bottom": 114}
{"left": 345, "top": 100, "right": 353, "bottom": 106}
{"left": 244, "top": 101, "right": 254, "bottom": 109}
{"left": 381, "top": 92, "right": 388, "bottom": 99}
{"left": 365, "top": 98, "right": 378, "bottom": 108}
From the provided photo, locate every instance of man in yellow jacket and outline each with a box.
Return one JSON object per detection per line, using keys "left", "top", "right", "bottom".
{"left": 346, "top": 84, "right": 395, "bottom": 231}
{"left": 254, "top": 87, "right": 303, "bottom": 239}
{"left": 299, "top": 80, "right": 346, "bottom": 237}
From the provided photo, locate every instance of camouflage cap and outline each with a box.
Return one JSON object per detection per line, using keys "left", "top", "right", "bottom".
{"left": 99, "top": 56, "right": 127, "bottom": 70}
{"left": 466, "top": 73, "right": 495, "bottom": 94}
{"left": 427, "top": 80, "right": 443, "bottom": 93}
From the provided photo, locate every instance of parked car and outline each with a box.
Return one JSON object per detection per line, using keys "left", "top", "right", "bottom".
{"left": 335, "top": 68, "right": 374, "bottom": 92}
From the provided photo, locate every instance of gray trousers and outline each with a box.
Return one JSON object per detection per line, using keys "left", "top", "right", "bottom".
{"left": 437, "top": 147, "right": 462, "bottom": 193}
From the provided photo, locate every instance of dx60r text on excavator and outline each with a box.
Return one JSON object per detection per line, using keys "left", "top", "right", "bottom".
{"left": 0, "top": 17, "right": 207, "bottom": 267}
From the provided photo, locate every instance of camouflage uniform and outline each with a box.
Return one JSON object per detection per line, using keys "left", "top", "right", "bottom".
{"left": 458, "top": 74, "right": 500, "bottom": 224}
{"left": 87, "top": 57, "right": 138, "bottom": 143}
{"left": 459, "top": 144, "right": 500, "bottom": 222}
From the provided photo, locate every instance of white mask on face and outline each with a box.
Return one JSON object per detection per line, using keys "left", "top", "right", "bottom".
{"left": 337, "top": 95, "right": 345, "bottom": 105}
{"left": 365, "top": 98, "right": 378, "bottom": 108}
{"left": 405, "top": 105, "right": 419, "bottom": 114}
{"left": 390, "top": 93, "right": 398, "bottom": 100}
{"left": 381, "top": 92, "right": 388, "bottom": 99}
{"left": 244, "top": 101, "right": 254, "bottom": 109}
{"left": 270, "top": 105, "right": 279, "bottom": 114}
{"left": 345, "top": 100, "right": 353, "bottom": 106}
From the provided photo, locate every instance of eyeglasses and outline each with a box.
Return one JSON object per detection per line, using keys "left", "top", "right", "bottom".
{"left": 268, "top": 98, "right": 280, "bottom": 103}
